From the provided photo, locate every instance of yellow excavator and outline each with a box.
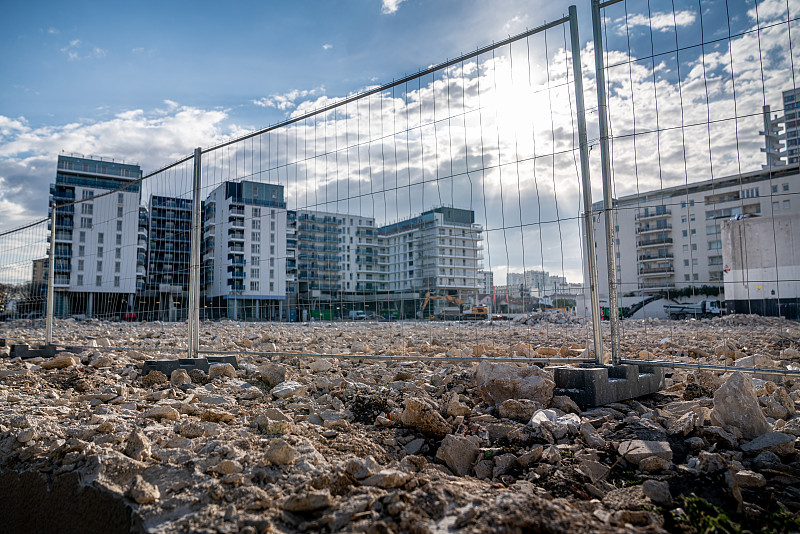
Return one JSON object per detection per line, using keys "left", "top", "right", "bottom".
{"left": 418, "top": 292, "right": 488, "bottom": 320}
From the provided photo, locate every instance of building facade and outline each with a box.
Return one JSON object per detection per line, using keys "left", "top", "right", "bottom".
{"left": 586, "top": 166, "right": 800, "bottom": 298}
{"left": 49, "top": 155, "right": 142, "bottom": 318}
{"left": 202, "top": 181, "right": 287, "bottom": 320}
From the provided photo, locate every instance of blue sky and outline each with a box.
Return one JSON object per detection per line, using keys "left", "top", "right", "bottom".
{"left": 1, "top": 0, "right": 582, "bottom": 129}
{"left": 1, "top": 0, "right": 798, "bottom": 283}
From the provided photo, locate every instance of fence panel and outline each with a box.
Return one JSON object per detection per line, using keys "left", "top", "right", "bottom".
{"left": 0, "top": 219, "right": 50, "bottom": 345}
{"left": 594, "top": 0, "right": 800, "bottom": 378}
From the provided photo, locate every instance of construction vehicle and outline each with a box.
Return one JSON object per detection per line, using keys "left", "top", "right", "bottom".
{"left": 417, "top": 292, "right": 468, "bottom": 320}
{"left": 664, "top": 300, "right": 723, "bottom": 320}
{"left": 461, "top": 306, "right": 489, "bottom": 320}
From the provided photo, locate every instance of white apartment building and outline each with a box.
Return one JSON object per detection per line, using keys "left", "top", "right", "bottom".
{"left": 586, "top": 166, "right": 800, "bottom": 298}
{"left": 49, "top": 155, "right": 142, "bottom": 318}
{"left": 202, "top": 181, "right": 287, "bottom": 320}
{"left": 762, "top": 88, "right": 800, "bottom": 167}
{"left": 379, "top": 207, "right": 483, "bottom": 315}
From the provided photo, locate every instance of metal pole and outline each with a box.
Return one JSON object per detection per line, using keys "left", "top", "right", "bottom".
{"left": 45, "top": 206, "right": 56, "bottom": 345}
{"left": 188, "top": 148, "right": 202, "bottom": 358}
{"left": 569, "top": 5, "right": 604, "bottom": 364}
{"left": 591, "top": 0, "right": 621, "bottom": 365}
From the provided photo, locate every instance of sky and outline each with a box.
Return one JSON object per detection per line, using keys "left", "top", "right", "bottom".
{"left": 1, "top": 0, "right": 799, "bottom": 286}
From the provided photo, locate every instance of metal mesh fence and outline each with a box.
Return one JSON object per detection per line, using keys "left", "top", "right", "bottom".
{"left": 593, "top": 0, "right": 800, "bottom": 377}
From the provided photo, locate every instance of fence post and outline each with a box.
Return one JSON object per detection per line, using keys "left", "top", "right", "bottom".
{"left": 188, "top": 147, "right": 202, "bottom": 358}
{"left": 591, "top": 0, "right": 621, "bottom": 365}
{"left": 45, "top": 206, "right": 56, "bottom": 345}
{"left": 569, "top": 5, "right": 604, "bottom": 364}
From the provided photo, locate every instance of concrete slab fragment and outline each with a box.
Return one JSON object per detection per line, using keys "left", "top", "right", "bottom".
{"left": 552, "top": 364, "right": 664, "bottom": 408}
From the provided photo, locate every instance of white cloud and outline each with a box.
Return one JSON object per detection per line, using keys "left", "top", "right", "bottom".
{"left": 0, "top": 103, "right": 231, "bottom": 232}
{"left": 617, "top": 10, "right": 696, "bottom": 33}
{"left": 322, "top": 43, "right": 333, "bottom": 50}
{"left": 47, "top": 27, "right": 59, "bottom": 35}
{"left": 252, "top": 86, "right": 325, "bottom": 111}
{"left": 60, "top": 39, "right": 106, "bottom": 61}
{"left": 132, "top": 47, "right": 145, "bottom": 54}
{"left": 381, "top": 0, "right": 405, "bottom": 15}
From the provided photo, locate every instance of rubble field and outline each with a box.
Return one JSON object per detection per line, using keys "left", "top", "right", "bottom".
{"left": 1, "top": 314, "right": 800, "bottom": 533}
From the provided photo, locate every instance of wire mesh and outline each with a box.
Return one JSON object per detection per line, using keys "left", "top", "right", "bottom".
{"left": 0, "top": 218, "right": 50, "bottom": 344}
{"left": 593, "top": 0, "right": 800, "bottom": 376}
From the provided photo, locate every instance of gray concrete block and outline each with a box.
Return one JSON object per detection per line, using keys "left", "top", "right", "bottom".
{"left": 141, "top": 355, "right": 238, "bottom": 376}
{"left": 8, "top": 344, "right": 80, "bottom": 359}
{"left": 553, "top": 364, "right": 665, "bottom": 408}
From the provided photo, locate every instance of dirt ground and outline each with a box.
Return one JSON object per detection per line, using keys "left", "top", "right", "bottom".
{"left": 1, "top": 314, "right": 799, "bottom": 533}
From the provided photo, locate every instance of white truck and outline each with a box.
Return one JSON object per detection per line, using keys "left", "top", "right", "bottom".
{"left": 348, "top": 310, "right": 366, "bottom": 320}
{"left": 664, "top": 300, "right": 723, "bottom": 320}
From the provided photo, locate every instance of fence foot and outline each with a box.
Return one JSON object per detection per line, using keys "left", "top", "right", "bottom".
{"left": 141, "top": 356, "right": 238, "bottom": 376}
{"left": 7, "top": 344, "right": 81, "bottom": 359}
{"left": 553, "top": 363, "right": 665, "bottom": 408}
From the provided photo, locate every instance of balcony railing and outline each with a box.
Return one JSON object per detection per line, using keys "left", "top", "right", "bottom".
{"left": 637, "top": 237, "right": 673, "bottom": 247}
{"left": 635, "top": 209, "right": 671, "bottom": 220}
{"left": 636, "top": 224, "right": 672, "bottom": 234}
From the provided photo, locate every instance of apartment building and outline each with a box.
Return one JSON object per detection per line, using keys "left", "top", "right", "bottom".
{"left": 586, "top": 165, "right": 800, "bottom": 298}
{"left": 202, "top": 181, "right": 287, "bottom": 320}
{"left": 138, "top": 196, "right": 193, "bottom": 321}
{"left": 379, "top": 207, "right": 483, "bottom": 316}
{"left": 506, "top": 269, "right": 569, "bottom": 297}
{"left": 49, "top": 155, "right": 142, "bottom": 318}
{"left": 762, "top": 88, "right": 800, "bottom": 167}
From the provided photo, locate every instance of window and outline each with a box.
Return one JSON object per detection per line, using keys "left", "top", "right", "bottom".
{"left": 684, "top": 274, "right": 690, "bottom": 281}
{"left": 706, "top": 225, "right": 720, "bottom": 235}
{"left": 79, "top": 231, "right": 86, "bottom": 243}
{"left": 692, "top": 258, "right": 698, "bottom": 266}
{"left": 784, "top": 199, "right": 791, "bottom": 209}
{"left": 115, "top": 262, "right": 120, "bottom": 273}
{"left": 742, "top": 187, "right": 759, "bottom": 199}
{"left": 271, "top": 221, "right": 275, "bottom": 231}
{"left": 690, "top": 200, "right": 695, "bottom": 206}
{"left": 97, "top": 246, "right": 103, "bottom": 256}
{"left": 681, "top": 202, "right": 686, "bottom": 208}
{"left": 693, "top": 273, "right": 699, "bottom": 281}
{"left": 774, "top": 201, "right": 780, "bottom": 211}
{"left": 691, "top": 243, "right": 697, "bottom": 251}
{"left": 251, "top": 256, "right": 259, "bottom": 266}
{"left": 682, "top": 230, "right": 687, "bottom": 237}
{"left": 81, "top": 203, "right": 93, "bottom": 215}
{"left": 251, "top": 244, "right": 260, "bottom": 254}
{"left": 117, "top": 206, "right": 123, "bottom": 218}
{"left": 77, "top": 275, "right": 83, "bottom": 286}
{"left": 271, "top": 209, "right": 275, "bottom": 219}
{"left": 82, "top": 190, "right": 94, "bottom": 200}
{"left": 115, "top": 234, "right": 122, "bottom": 246}
{"left": 118, "top": 193, "right": 124, "bottom": 204}
{"left": 709, "top": 256, "right": 723, "bottom": 265}
{"left": 270, "top": 245, "right": 275, "bottom": 254}
{"left": 270, "top": 258, "right": 274, "bottom": 267}
{"left": 97, "top": 260, "right": 103, "bottom": 271}
{"left": 251, "top": 232, "right": 260, "bottom": 241}
{"left": 78, "top": 245, "right": 85, "bottom": 257}
{"left": 117, "top": 221, "right": 123, "bottom": 232}
{"left": 682, "top": 244, "right": 689, "bottom": 252}
{"left": 98, "top": 233, "right": 104, "bottom": 244}
{"left": 78, "top": 260, "right": 84, "bottom": 271}
{"left": 250, "top": 281, "right": 259, "bottom": 291}
{"left": 783, "top": 183, "right": 789, "bottom": 192}
{"left": 81, "top": 217, "right": 92, "bottom": 228}
{"left": 252, "top": 208, "right": 261, "bottom": 218}
{"left": 115, "top": 248, "right": 121, "bottom": 259}
{"left": 269, "top": 282, "right": 274, "bottom": 292}
{"left": 114, "top": 276, "right": 120, "bottom": 287}
{"left": 773, "top": 185, "right": 779, "bottom": 194}
{"left": 252, "top": 219, "right": 260, "bottom": 230}
{"left": 708, "top": 240, "right": 722, "bottom": 250}
{"left": 96, "top": 275, "right": 102, "bottom": 287}
{"left": 684, "top": 259, "right": 689, "bottom": 267}
{"left": 269, "top": 269, "right": 274, "bottom": 279}
{"left": 270, "top": 233, "right": 275, "bottom": 243}
{"left": 681, "top": 217, "right": 687, "bottom": 223}
{"left": 250, "top": 268, "right": 260, "bottom": 278}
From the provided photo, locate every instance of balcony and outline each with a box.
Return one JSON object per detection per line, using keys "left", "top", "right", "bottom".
{"left": 228, "top": 218, "right": 245, "bottom": 228}
{"left": 636, "top": 224, "right": 672, "bottom": 235}
{"left": 637, "top": 237, "right": 673, "bottom": 248}
{"left": 228, "top": 271, "right": 245, "bottom": 280}
{"left": 227, "top": 257, "right": 246, "bottom": 266}
{"left": 227, "top": 283, "right": 245, "bottom": 292}
{"left": 639, "top": 266, "right": 674, "bottom": 276}
{"left": 638, "top": 253, "right": 673, "bottom": 263}
{"left": 228, "top": 231, "right": 245, "bottom": 242}
{"left": 54, "top": 275, "right": 70, "bottom": 287}
{"left": 229, "top": 205, "right": 245, "bottom": 216}
{"left": 639, "top": 281, "right": 676, "bottom": 290}
{"left": 228, "top": 244, "right": 244, "bottom": 253}
{"left": 635, "top": 209, "right": 671, "bottom": 220}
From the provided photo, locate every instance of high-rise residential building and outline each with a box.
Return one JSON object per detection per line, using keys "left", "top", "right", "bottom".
{"left": 202, "top": 181, "right": 287, "bottom": 320}
{"left": 478, "top": 270, "right": 493, "bottom": 294}
{"left": 48, "top": 155, "right": 142, "bottom": 318}
{"left": 379, "top": 207, "right": 483, "bottom": 312}
{"left": 585, "top": 166, "right": 800, "bottom": 298}
{"left": 141, "top": 196, "right": 192, "bottom": 321}
{"left": 761, "top": 88, "right": 800, "bottom": 168}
